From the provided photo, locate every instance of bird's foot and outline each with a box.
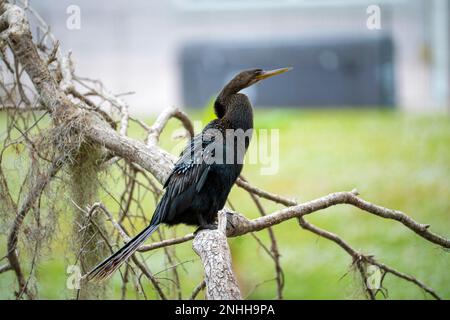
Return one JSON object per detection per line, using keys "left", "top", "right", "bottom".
{"left": 194, "top": 223, "right": 218, "bottom": 235}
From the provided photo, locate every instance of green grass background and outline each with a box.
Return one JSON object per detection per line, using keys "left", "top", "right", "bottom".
{"left": 0, "top": 108, "right": 449, "bottom": 299}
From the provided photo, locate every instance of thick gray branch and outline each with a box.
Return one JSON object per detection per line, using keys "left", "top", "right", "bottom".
{"left": 192, "top": 211, "right": 241, "bottom": 300}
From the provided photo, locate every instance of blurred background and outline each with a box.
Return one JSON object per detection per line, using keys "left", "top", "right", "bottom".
{"left": 32, "top": 0, "right": 449, "bottom": 113}
{"left": 0, "top": 0, "right": 449, "bottom": 299}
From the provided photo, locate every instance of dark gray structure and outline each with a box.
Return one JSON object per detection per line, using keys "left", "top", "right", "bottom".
{"left": 180, "top": 35, "right": 395, "bottom": 108}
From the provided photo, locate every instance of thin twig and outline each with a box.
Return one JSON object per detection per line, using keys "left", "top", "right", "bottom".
{"left": 189, "top": 279, "right": 206, "bottom": 300}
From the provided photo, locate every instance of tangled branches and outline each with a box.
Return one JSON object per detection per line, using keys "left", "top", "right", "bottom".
{"left": 0, "top": 1, "right": 448, "bottom": 300}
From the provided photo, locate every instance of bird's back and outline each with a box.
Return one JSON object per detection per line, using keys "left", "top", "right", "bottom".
{"left": 157, "top": 119, "right": 247, "bottom": 227}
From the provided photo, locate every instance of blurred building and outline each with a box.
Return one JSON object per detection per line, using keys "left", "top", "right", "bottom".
{"left": 31, "top": 0, "right": 449, "bottom": 113}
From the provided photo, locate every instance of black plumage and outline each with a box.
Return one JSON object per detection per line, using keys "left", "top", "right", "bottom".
{"left": 87, "top": 67, "right": 290, "bottom": 281}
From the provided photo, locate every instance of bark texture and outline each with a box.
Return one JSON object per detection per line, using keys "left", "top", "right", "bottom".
{"left": 193, "top": 211, "right": 241, "bottom": 300}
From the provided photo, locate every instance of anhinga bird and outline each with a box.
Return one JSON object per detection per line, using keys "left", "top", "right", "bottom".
{"left": 87, "top": 67, "right": 291, "bottom": 281}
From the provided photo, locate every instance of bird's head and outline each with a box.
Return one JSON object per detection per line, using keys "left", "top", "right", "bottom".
{"left": 215, "top": 67, "right": 292, "bottom": 119}
{"left": 228, "top": 67, "right": 292, "bottom": 92}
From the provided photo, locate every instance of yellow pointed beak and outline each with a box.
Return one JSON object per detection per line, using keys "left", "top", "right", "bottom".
{"left": 255, "top": 67, "right": 292, "bottom": 80}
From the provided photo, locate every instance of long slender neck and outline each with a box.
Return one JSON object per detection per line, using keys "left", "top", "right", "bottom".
{"left": 214, "top": 78, "right": 254, "bottom": 131}
{"left": 214, "top": 93, "right": 253, "bottom": 131}
{"left": 214, "top": 79, "right": 253, "bottom": 123}
{"left": 215, "top": 81, "right": 237, "bottom": 118}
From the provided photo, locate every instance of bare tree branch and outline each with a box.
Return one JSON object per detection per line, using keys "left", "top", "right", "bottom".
{"left": 131, "top": 255, "right": 167, "bottom": 300}
{"left": 189, "top": 279, "right": 206, "bottom": 300}
{"left": 7, "top": 156, "right": 63, "bottom": 299}
{"left": 0, "top": 264, "right": 12, "bottom": 274}
{"left": 242, "top": 176, "right": 284, "bottom": 299}
{"left": 236, "top": 181, "right": 449, "bottom": 249}
{"left": 146, "top": 106, "right": 194, "bottom": 146}
{"left": 193, "top": 211, "right": 241, "bottom": 300}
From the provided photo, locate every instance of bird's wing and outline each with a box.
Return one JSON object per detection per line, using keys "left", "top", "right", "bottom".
{"left": 153, "top": 121, "right": 220, "bottom": 223}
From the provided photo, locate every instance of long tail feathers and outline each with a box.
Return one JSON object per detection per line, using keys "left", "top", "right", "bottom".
{"left": 86, "top": 223, "right": 160, "bottom": 282}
